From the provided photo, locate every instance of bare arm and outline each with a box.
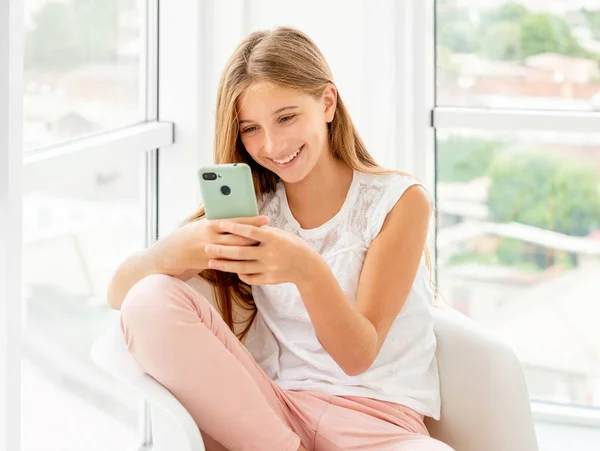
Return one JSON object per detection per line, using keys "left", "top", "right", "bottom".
{"left": 106, "top": 247, "right": 200, "bottom": 311}
{"left": 107, "top": 215, "right": 269, "bottom": 310}
{"left": 296, "top": 185, "right": 432, "bottom": 375}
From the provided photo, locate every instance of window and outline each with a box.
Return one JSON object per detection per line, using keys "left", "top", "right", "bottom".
{"left": 17, "top": 0, "right": 171, "bottom": 449}
{"left": 23, "top": 0, "right": 146, "bottom": 151}
{"left": 436, "top": 0, "right": 600, "bottom": 111}
{"left": 434, "top": 0, "right": 600, "bottom": 440}
{"left": 21, "top": 146, "right": 147, "bottom": 450}
{"left": 437, "top": 129, "right": 600, "bottom": 408}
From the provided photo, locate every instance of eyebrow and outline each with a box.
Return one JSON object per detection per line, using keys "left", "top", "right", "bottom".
{"left": 239, "top": 105, "right": 299, "bottom": 124}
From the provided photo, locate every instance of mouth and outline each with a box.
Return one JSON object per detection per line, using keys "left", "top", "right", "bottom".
{"left": 270, "top": 145, "right": 304, "bottom": 168}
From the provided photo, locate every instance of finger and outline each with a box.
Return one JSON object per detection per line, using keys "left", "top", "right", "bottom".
{"left": 205, "top": 244, "right": 259, "bottom": 261}
{"left": 239, "top": 215, "right": 269, "bottom": 226}
{"left": 216, "top": 234, "right": 258, "bottom": 246}
{"left": 218, "top": 221, "right": 269, "bottom": 241}
{"left": 208, "top": 259, "right": 261, "bottom": 274}
{"left": 207, "top": 216, "right": 268, "bottom": 231}
{"left": 229, "top": 216, "right": 269, "bottom": 227}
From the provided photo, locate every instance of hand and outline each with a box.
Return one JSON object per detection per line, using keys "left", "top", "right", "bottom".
{"left": 204, "top": 221, "right": 317, "bottom": 286}
{"left": 149, "top": 215, "right": 269, "bottom": 278}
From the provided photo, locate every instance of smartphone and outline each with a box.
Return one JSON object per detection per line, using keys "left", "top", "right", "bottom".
{"left": 198, "top": 163, "right": 259, "bottom": 219}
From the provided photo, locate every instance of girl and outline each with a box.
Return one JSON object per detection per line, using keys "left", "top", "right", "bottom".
{"left": 109, "top": 27, "right": 453, "bottom": 451}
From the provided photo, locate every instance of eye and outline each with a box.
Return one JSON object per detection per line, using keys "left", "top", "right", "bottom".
{"left": 241, "top": 125, "right": 257, "bottom": 134}
{"left": 280, "top": 114, "right": 295, "bottom": 123}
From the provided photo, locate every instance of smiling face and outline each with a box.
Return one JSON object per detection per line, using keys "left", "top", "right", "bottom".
{"left": 236, "top": 82, "right": 336, "bottom": 184}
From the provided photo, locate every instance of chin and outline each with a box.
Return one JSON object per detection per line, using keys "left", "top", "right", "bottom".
{"left": 275, "top": 168, "right": 309, "bottom": 184}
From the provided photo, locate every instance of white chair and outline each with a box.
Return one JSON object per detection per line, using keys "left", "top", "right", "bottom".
{"left": 91, "top": 279, "right": 539, "bottom": 451}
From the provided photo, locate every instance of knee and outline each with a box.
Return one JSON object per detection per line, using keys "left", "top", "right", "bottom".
{"left": 120, "top": 274, "right": 189, "bottom": 330}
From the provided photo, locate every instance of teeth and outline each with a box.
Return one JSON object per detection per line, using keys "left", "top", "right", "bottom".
{"left": 274, "top": 147, "right": 301, "bottom": 164}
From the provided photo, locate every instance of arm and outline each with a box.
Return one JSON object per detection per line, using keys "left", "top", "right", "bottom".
{"left": 106, "top": 247, "right": 200, "bottom": 311}
{"left": 107, "top": 216, "right": 269, "bottom": 310}
{"left": 296, "top": 185, "right": 433, "bottom": 376}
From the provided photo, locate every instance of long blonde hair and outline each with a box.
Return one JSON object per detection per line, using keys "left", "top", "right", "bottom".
{"left": 182, "top": 27, "right": 435, "bottom": 340}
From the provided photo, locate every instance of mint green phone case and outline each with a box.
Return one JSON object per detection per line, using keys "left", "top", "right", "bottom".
{"left": 198, "top": 163, "right": 259, "bottom": 219}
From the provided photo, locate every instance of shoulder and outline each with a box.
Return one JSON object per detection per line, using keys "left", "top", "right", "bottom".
{"left": 356, "top": 170, "right": 429, "bottom": 204}
{"left": 356, "top": 170, "right": 432, "bottom": 243}
{"left": 384, "top": 184, "right": 432, "bottom": 230}
{"left": 357, "top": 169, "right": 423, "bottom": 190}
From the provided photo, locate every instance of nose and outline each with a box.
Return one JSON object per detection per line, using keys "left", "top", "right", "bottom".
{"left": 262, "top": 128, "right": 281, "bottom": 156}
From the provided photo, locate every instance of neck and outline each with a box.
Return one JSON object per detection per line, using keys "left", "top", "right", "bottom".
{"left": 283, "top": 151, "right": 354, "bottom": 229}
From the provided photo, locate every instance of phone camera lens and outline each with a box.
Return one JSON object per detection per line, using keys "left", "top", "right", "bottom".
{"left": 202, "top": 172, "right": 217, "bottom": 181}
{"left": 221, "top": 185, "right": 231, "bottom": 196}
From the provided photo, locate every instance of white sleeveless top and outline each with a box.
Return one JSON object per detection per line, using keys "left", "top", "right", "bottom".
{"left": 243, "top": 169, "right": 441, "bottom": 419}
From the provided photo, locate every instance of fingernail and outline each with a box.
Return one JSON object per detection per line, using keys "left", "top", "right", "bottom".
{"left": 205, "top": 245, "right": 215, "bottom": 253}
{"left": 208, "top": 260, "right": 216, "bottom": 269}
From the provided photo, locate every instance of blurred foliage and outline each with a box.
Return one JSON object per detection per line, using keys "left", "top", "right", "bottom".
{"left": 25, "top": 0, "right": 137, "bottom": 71}
{"left": 437, "top": 135, "right": 501, "bottom": 182}
{"left": 486, "top": 151, "right": 600, "bottom": 237}
{"left": 438, "top": 1, "right": 598, "bottom": 65}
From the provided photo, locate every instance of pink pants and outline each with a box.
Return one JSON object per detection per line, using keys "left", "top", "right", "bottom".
{"left": 120, "top": 274, "right": 454, "bottom": 451}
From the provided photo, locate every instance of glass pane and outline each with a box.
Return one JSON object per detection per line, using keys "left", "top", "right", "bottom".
{"left": 436, "top": 128, "right": 600, "bottom": 409}
{"left": 21, "top": 145, "right": 147, "bottom": 450}
{"left": 436, "top": 0, "right": 600, "bottom": 111}
{"left": 23, "top": 0, "right": 146, "bottom": 151}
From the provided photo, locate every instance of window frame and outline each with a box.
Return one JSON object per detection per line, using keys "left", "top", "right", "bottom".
{"left": 1, "top": 0, "right": 23, "bottom": 448}
{"left": 434, "top": 108, "right": 600, "bottom": 133}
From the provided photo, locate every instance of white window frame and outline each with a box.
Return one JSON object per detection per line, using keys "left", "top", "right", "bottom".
{"left": 2, "top": 0, "right": 174, "bottom": 449}
{"left": 434, "top": 108, "right": 600, "bottom": 133}
{"left": 411, "top": 0, "right": 600, "bottom": 429}
{"left": 1, "top": 0, "right": 23, "bottom": 448}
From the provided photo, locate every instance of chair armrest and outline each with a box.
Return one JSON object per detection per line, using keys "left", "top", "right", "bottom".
{"left": 91, "top": 322, "right": 205, "bottom": 451}
{"left": 425, "top": 307, "right": 538, "bottom": 451}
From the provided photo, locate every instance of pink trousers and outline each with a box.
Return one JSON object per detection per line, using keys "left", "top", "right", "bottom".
{"left": 120, "top": 274, "right": 454, "bottom": 451}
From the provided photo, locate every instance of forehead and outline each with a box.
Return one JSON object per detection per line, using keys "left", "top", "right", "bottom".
{"left": 237, "top": 82, "right": 309, "bottom": 118}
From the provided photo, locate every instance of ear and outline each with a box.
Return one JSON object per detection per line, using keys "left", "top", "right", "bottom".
{"left": 323, "top": 84, "right": 337, "bottom": 123}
